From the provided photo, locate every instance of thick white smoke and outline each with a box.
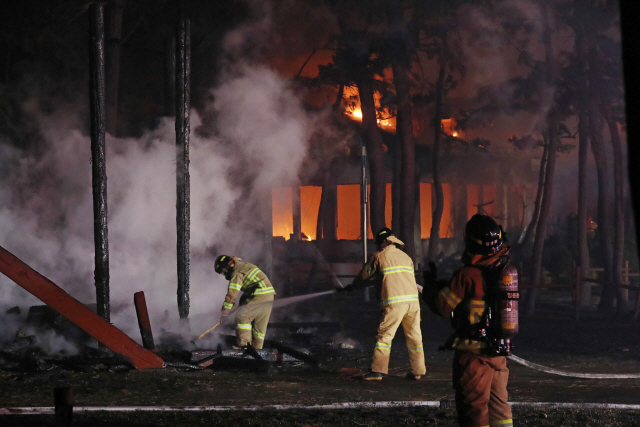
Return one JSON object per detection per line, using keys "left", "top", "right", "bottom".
{"left": 0, "top": 2, "right": 334, "bottom": 352}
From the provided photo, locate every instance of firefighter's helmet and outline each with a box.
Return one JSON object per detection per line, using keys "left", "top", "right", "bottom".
{"left": 374, "top": 227, "right": 393, "bottom": 246}
{"left": 464, "top": 214, "right": 503, "bottom": 255}
{"left": 214, "top": 255, "right": 232, "bottom": 274}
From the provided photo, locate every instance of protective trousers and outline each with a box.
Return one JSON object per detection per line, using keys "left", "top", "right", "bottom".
{"left": 235, "top": 296, "right": 274, "bottom": 349}
{"left": 371, "top": 302, "right": 426, "bottom": 375}
{"left": 452, "top": 351, "right": 513, "bottom": 427}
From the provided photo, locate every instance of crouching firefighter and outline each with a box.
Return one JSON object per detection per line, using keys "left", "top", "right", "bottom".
{"left": 423, "top": 214, "right": 519, "bottom": 427}
{"left": 340, "top": 228, "right": 426, "bottom": 381}
{"left": 214, "top": 255, "right": 276, "bottom": 349}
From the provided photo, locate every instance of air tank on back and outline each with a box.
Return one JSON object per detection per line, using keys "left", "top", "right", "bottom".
{"left": 497, "top": 262, "right": 519, "bottom": 354}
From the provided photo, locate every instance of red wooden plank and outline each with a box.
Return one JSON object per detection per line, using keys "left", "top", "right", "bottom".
{"left": 0, "top": 246, "right": 164, "bottom": 369}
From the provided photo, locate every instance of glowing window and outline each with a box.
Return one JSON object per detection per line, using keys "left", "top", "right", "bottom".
{"left": 337, "top": 185, "right": 361, "bottom": 240}
{"left": 420, "top": 183, "right": 432, "bottom": 239}
{"left": 300, "top": 186, "right": 322, "bottom": 241}
{"left": 272, "top": 187, "right": 293, "bottom": 240}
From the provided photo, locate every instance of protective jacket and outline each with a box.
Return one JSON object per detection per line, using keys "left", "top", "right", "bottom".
{"left": 221, "top": 258, "right": 276, "bottom": 314}
{"left": 354, "top": 237, "right": 425, "bottom": 376}
{"left": 431, "top": 246, "right": 513, "bottom": 427}
{"left": 354, "top": 236, "right": 420, "bottom": 307}
{"left": 220, "top": 257, "right": 275, "bottom": 348}
{"left": 433, "top": 246, "right": 510, "bottom": 354}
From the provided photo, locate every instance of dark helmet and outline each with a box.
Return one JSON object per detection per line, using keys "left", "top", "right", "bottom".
{"left": 374, "top": 227, "right": 393, "bottom": 246}
{"left": 464, "top": 214, "right": 504, "bottom": 255}
{"left": 214, "top": 255, "right": 232, "bottom": 274}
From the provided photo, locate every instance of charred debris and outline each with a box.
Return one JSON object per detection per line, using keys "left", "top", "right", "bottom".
{"left": 0, "top": 305, "right": 363, "bottom": 378}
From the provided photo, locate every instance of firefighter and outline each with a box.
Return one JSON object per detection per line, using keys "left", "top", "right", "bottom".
{"left": 424, "top": 214, "right": 513, "bottom": 427}
{"left": 214, "top": 255, "right": 276, "bottom": 349}
{"left": 342, "top": 227, "right": 426, "bottom": 381}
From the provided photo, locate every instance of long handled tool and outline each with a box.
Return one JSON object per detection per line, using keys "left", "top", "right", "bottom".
{"left": 192, "top": 321, "right": 222, "bottom": 344}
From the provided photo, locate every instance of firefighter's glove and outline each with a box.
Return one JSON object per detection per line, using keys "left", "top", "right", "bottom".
{"left": 220, "top": 313, "right": 229, "bottom": 324}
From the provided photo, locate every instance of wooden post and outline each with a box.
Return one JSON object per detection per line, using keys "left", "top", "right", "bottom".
{"left": 54, "top": 386, "right": 73, "bottom": 427}
{"left": 89, "top": 3, "right": 111, "bottom": 323}
{"left": 175, "top": 16, "right": 191, "bottom": 320}
{"left": 134, "top": 292, "right": 155, "bottom": 350}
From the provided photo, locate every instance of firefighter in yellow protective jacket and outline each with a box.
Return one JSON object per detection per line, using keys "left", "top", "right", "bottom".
{"left": 424, "top": 215, "right": 513, "bottom": 427}
{"left": 214, "top": 255, "right": 276, "bottom": 349}
{"left": 342, "top": 228, "right": 426, "bottom": 381}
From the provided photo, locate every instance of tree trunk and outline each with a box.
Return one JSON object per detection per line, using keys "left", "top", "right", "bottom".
{"left": 590, "top": 108, "right": 614, "bottom": 312}
{"left": 619, "top": 0, "right": 640, "bottom": 302}
{"left": 392, "top": 117, "right": 402, "bottom": 233}
{"left": 175, "top": 17, "right": 191, "bottom": 320}
{"left": 104, "top": 0, "right": 123, "bottom": 136}
{"left": 385, "top": 0, "right": 416, "bottom": 259}
{"left": 602, "top": 100, "right": 629, "bottom": 313}
{"left": 316, "top": 85, "right": 345, "bottom": 245}
{"left": 524, "top": 2, "right": 560, "bottom": 316}
{"left": 518, "top": 135, "right": 548, "bottom": 247}
{"left": 89, "top": 3, "right": 110, "bottom": 323}
{"left": 576, "top": 25, "right": 592, "bottom": 307}
{"left": 356, "top": 78, "right": 387, "bottom": 234}
{"left": 427, "top": 61, "right": 446, "bottom": 262}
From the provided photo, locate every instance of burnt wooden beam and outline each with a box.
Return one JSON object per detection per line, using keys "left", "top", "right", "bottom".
{"left": 0, "top": 246, "right": 164, "bottom": 369}
{"left": 264, "top": 340, "right": 318, "bottom": 366}
{"left": 175, "top": 17, "right": 191, "bottom": 320}
{"left": 89, "top": 3, "right": 111, "bottom": 323}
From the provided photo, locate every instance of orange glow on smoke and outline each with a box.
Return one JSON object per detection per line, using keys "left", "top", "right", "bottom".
{"left": 300, "top": 186, "right": 321, "bottom": 241}
{"left": 272, "top": 187, "right": 293, "bottom": 240}
{"left": 420, "top": 183, "right": 453, "bottom": 239}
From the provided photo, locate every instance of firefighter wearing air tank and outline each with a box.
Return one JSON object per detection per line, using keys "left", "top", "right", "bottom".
{"left": 214, "top": 255, "right": 276, "bottom": 349}
{"left": 344, "top": 227, "right": 426, "bottom": 381}
{"left": 424, "top": 214, "right": 518, "bottom": 427}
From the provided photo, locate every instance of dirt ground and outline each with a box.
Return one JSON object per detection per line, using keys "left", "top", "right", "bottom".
{"left": 1, "top": 289, "right": 640, "bottom": 426}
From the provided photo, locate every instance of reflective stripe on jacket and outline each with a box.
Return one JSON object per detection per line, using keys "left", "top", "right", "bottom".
{"left": 221, "top": 261, "right": 275, "bottom": 312}
{"left": 354, "top": 245, "right": 419, "bottom": 306}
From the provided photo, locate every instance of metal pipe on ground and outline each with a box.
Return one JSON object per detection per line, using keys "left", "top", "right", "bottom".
{"left": 3, "top": 401, "right": 640, "bottom": 414}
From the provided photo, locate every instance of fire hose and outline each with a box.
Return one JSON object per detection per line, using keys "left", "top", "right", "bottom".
{"left": 507, "top": 354, "right": 640, "bottom": 379}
